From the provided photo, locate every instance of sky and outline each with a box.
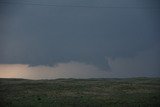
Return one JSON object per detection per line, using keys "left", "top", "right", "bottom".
{"left": 0, "top": 0, "right": 160, "bottom": 79}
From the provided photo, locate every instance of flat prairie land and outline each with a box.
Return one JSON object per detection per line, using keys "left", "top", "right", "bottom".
{"left": 0, "top": 78, "right": 160, "bottom": 107}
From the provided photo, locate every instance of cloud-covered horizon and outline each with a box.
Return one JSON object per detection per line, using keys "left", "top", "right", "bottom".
{"left": 0, "top": 62, "right": 107, "bottom": 79}
{"left": 0, "top": 48, "right": 159, "bottom": 79}
{"left": 0, "top": 0, "right": 160, "bottom": 78}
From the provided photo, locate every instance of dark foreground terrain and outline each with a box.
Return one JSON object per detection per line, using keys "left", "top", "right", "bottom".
{"left": 0, "top": 78, "right": 160, "bottom": 107}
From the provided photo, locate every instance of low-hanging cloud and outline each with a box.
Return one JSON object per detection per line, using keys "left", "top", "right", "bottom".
{"left": 107, "top": 48, "right": 160, "bottom": 77}
{"left": 0, "top": 48, "right": 159, "bottom": 79}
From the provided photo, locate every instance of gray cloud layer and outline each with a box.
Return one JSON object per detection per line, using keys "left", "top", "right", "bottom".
{"left": 0, "top": 0, "right": 160, "bottom": 77}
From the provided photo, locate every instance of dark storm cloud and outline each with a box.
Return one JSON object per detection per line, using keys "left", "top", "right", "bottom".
{"left": 0, "top": 0, "right": 160, "bottom": 73}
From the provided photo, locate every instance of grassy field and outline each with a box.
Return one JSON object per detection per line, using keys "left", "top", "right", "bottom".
{"left": 0, "top": 78, "right": 160, "bottom": 107}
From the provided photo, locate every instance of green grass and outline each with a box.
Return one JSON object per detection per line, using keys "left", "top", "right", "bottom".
{"left": 0, "top": 78, "right": 160, "bottom": 107}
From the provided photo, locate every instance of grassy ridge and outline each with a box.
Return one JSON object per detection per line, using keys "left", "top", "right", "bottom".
{"left": 0, "top": 78, "right": 160, "bottom": 107}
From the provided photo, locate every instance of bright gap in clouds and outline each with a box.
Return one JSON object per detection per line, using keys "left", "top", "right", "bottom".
{"left": 0, "top": 62, "right": 109, "bottom": 79}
